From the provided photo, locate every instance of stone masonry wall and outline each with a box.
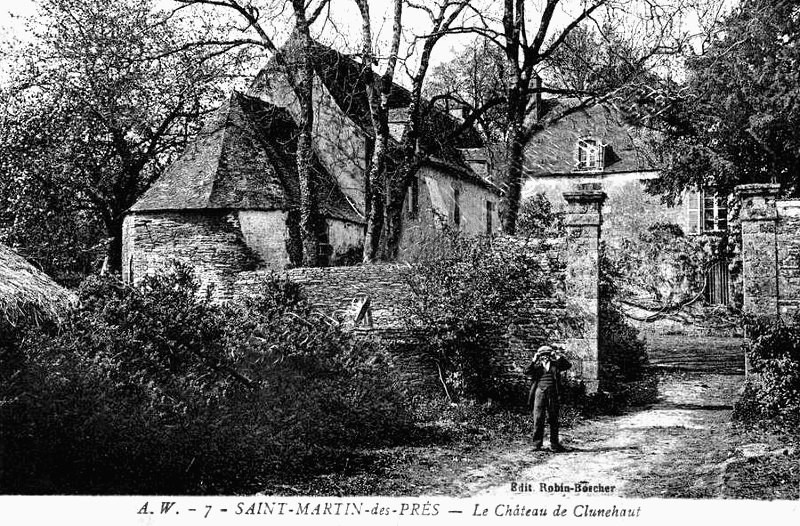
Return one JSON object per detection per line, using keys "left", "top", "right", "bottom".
{"left": 737, "top": 185, "right": 800, "bottom": 322}
{"left": 777, "top": 200, "right": 800, "bottom": 319}
{"left": 235, "top": 206, "right": 604, "bottom": 400}
{"left": 122, "top": 211, "right": 260, "bottom": 300}
{"left": 123, "top": 190, "right": 603, "bottom": 395}
{"left": 234, "top": 228, "right": 600, "bottom": 396}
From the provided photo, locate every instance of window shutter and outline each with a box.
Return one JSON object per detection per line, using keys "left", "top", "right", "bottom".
{"left": 453, "top": 187, "right": 461, "bottom": 227}
{"left": 686, "top": 191, "right": 700, "bottom": 234}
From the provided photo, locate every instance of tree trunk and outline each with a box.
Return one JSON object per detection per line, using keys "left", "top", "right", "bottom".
{"left": 294, "top": 18, "right": 321, "bottom": 267}
{"left": 501, "top": 123, "right": 526, "bottom": 234}
{"left": 105, "top": 218, "right": 124, "bottom": 274}
{"left": 380, "top": 157, "right": 413, "bottom": 260}
{"left": 356, "top": 0, "right": 403, "bottom": 262}
{"left": 362, "top": 136, "right": 387, "bottom": 262}
{"left": 380, "top": 194, "right": 404, "bottom": 261}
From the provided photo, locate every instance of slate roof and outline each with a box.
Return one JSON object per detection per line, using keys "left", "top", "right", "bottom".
{"left": 249, "top": 33, "right": 485, "bottom": 174}
{"left": 524, "top": 98, "right": 659, "bottom": 176}
{"left": 131, "top": 92, "right": 364, "bottom": 224}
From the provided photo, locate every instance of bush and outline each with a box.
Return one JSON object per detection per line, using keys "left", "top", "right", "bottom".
{"left": 401, "top": 228, "right": 552, "bottom": 404}
{"left": 733, "top": 317, "right": 800, "bottom": 434}
{"left": 0, "top": 265, "right": 412, "bottom": 494}
{"left": 516, "top": 193, "right": 564, "bottom": 238}
{"left": 598, "top": 244, "right": 649, "bottom": 389}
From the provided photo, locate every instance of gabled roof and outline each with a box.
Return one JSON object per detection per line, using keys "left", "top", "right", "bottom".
{"left": 524, "top": 98, "right": 659, "bottom": 176}
{"left": 131, "top": 92, "right": 363, "bottom": 224}
{"left": 249, "top": 33, "right": 485, "bottom": 174}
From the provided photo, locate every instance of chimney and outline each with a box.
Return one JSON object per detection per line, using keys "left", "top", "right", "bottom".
{"left": 533, "top": 73, "right": 542, "bottom": 121}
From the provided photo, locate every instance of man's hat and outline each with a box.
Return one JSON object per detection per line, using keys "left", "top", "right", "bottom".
{"left": 535, "top": 345, "right": 554, "bottom": 356}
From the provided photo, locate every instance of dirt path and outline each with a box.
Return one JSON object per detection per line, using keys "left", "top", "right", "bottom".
{"left": 451, "top": 373, "right": 761, "bottom": 498}
{"left": 269, "top": 370, "right": 796, "bottom": 498}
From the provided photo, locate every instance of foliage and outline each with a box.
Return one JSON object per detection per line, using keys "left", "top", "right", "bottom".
{"left": 401, "top": 228, "right": 552, "bottom": 403}
{"left": 594, "top": 244, "right": 650, "bottom": 399}
{"left": 598, "top": 297, "right": 649, "bottom": 388}
{"left": 605, "top": 222, "right": 710, "bottom": 306}
{"left": 515, "top": 192, "right": 564, "bottom": 238}
{"left": 733, "top": 316, "right": 800, "bottom": 435}
{"left": 0, "top": 0, "right": 243, "bottom": 277}
{"left": 647, "top": 0, "right": 800, "bottom": 202}
{"left": 0, "top": 265, "right": 411, "bottom": 494}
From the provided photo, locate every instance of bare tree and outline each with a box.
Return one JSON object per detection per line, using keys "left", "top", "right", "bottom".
{"left": 353, "top": 0, "right": 404, "bottom": 262}
{"left": 354, "top": 0, "right": 472, "bottom": 262}
{"left": 176, "top": 0, "right": 331, "bottom": 266}
{"left": 445, "top": 0, "right": 718, "bottom": 233}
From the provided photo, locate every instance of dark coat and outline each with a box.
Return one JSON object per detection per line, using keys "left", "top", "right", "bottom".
{"left": 525, "top": 355, "right": 572, "bottom": 407}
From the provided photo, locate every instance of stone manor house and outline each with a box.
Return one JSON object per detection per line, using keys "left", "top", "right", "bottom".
{"left": 118, "top": 39, "right": 752, "bottom": 392}
{"left": 513, "top": 96, "right": 732, "bottom": 306}
{"left": 124, "top": 34, "right": 729, "bottom": 298}
{"left": 123, "top": 38, "right": 501, "bottom": 293}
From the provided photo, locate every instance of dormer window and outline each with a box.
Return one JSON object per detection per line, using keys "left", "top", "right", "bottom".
{"left": 576, "top": 138, "right": 605, "bottom": 172}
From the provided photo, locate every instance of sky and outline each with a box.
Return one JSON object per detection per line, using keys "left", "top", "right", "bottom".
{"left": 1, "top": 0, "right": 738, "bottom": 88}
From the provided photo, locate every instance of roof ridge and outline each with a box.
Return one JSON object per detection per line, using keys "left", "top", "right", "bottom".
{"left": 205, "top": 93, "right": 243, "bottom": 207}
{"left": 238, "top": 94, "right": 300, "bottom": 211}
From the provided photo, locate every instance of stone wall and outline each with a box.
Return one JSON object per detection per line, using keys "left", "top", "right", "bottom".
{"left": 397, "top": 165, "right": 502, "bottom": 260}
{"left": 235, "top": 245, "right": 569, "bottom": 396}
{"left": 234, "top": 185, "right": 605, "bottom": 393}
{"left": 238, "top": 210, "right": 293, "bottom": 269}
{"left": 737, "top": 184, "right": 800, "bottom": 322}
{"left": 737, "top": 184, "right": 781, "bottom": 320}
{"left": 123, "top": 211, "right": 260, "bottom": 300}
{"left": 124, "top": 188, "right": 604, "bottom": 394}
{"left": 776, "top": 200, "right": 800, "bottom": 319}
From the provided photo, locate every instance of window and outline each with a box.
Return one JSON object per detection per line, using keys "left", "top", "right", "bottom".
{"left": 406, "top": 177, "right": 419, "bottom": 219}
{"left": 687, "top": 189, "right": 727, "bottom": 234}
{"left": 486, "top": 201, "right": 494, "bottom": 234}
{"left": 470, "top": 160, "right": 489, "bottom": 178}
{"left": 576, "top": 138, "right": 605, "bottom": 171}
{"left": 453, "top": 186, "right": 461, "bottom": 227}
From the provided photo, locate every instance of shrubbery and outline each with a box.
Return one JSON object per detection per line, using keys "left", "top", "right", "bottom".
{"left": 401, "top": 228, "right": 552, "bottom": 404}
{"left": 733, "top": 317, "right": 800, "bottom": 434}
{"left": 0, "top": 265, "right": 411, "bottom": 494}
{"left": 516, "top": 192, "right": 564, "bottom": 238}
{"left": 598, "top": 245, "right": 649, "bottom": 389}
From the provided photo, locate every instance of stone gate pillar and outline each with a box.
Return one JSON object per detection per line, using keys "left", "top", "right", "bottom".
{"left": 563, "top": 183, "right": 606, "bottom": 393}
{"left": 736, "top": 183, "right": 780, "bottom": 320}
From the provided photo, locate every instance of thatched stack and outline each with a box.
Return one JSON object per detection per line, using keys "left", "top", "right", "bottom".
{"left": 0, "top": 243, "right": 77, "bottom": 326}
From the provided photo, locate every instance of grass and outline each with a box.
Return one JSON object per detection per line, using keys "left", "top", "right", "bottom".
{"left": 722, "top": 449, "right": 800, "bottom": 499}
{"left": 258, "top": 399, "right": 540, "bottom": 495}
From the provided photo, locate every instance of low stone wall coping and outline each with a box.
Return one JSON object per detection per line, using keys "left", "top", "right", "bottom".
{"left": 563, "top": 190, "right": 607, "bottom": 203}
{"left": 735, "top": 183, "right": 781, "bottom": 197}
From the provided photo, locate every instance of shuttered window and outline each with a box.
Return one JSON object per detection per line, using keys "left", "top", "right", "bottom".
{"left": 687, "top": 189, "right": 727, "bottom": 234}
{"left": 687, "top": 190, "right": 701, "bottom": 234}
{"left": 576, "top": 138, "right": 605, "bottom": 171}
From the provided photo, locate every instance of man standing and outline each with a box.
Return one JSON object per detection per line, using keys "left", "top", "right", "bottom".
{"left": 525, "top": 345, "right": 572, "bottom": 452}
